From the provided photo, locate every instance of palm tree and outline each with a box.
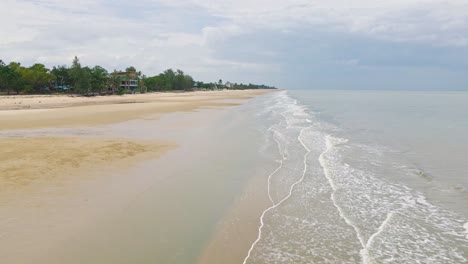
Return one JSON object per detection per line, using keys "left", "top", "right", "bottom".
{"left": 108, "top": 70, "right": 121, "bottom": 94}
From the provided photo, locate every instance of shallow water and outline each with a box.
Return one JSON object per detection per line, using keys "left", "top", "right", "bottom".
{"left": 244, "top": 90, "right": 468, "bottom": 263}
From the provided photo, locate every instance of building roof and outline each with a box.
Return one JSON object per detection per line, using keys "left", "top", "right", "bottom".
{"left": 114, "top": 71, "right": 138, "bottom": 77}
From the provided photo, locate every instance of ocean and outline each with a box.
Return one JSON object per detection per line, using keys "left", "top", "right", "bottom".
{"left": 244, "top": 90, "right": 468, "bottom": 263}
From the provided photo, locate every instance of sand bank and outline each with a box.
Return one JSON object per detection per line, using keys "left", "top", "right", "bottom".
{"left": 0, "top": 137, "right": 175, "bottom": 193}
{"left": 0, "top": 90, "right": 268, "bottom": 110}
{"left": 0, "top": 90, "right": 270, "bottom": 131}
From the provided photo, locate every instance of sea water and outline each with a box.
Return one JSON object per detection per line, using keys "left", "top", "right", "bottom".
{"left": 245, "top": 90, "right": 468, "bottom": 263}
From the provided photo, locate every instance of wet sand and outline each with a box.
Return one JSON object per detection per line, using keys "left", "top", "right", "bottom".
{"left": 0, "top": 137, "right": 175, "bottom": 192}
{"left": 197, "top": 167, "right": 272, "bottom": 264}
{"left": 0, "top": 89, "right": 274, "bottom": 264}
{"left": 0, "top": 137, "right": 176, "bottom": 264}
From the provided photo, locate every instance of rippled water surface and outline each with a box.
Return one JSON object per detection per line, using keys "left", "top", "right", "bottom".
{"left": 245, "top": 90, "right": 468, "bottom": 263}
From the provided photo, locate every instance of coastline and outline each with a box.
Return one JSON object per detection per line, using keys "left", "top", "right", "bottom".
{"left": 0, "top": 90, "right": 268, "bottom": 111}
{"left": 0, "top": 90, "right": 270, "bottom": 131}
{"left": 0, "top": 89, "right": 274, "bottom": 263}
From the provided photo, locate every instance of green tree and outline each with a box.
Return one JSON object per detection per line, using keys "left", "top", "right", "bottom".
{"left": 90, "top": 66, "right": 108, "bottom": 93}
{"left": 137, "top": 73, "right": 167, "bottom": 92}
{"left": 139, "top": 75, "right": 147, "bottom": 93}
{"left": 183, "top": 74, "right": 194, "bottom": 90}
{"left": 0, "top": 60, "right": 10, "bottom": 93}
{"left": 163, "top": 69, "right": 175, "bottom": 90}
{"left": 126, "top": 66, "right": 136, "bottom": 72}
{"left": 51, "top": 65, "right": 72, "bottom": 90}
{"left": 21, "top": 64, "right": 54, "bottom": 92}
{"left": 107, "top": 70, "right": 121, "bottom": 94}
{"left": 174, "top": 69, "right": 186, "bottom": 90}
{"left": 6, "top": 62, "right": 33, "bottom": 94}
{"left": 143, "top": 76, "right": 157, "bottom": 91}
{"left": 0, "top": 62, "right": 23, "bottom": 94}
{"left": 154, "top": 73, "right": 166, "bottom": 90}
{"left": 69, "top": 56, "right": 91, "bottom": 94}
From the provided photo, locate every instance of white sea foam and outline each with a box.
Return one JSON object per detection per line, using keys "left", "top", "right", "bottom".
{"left": 364, "top": 212, "right": 394, "bottom": 259}
{"left": 464, "top": 222, "right": 468, "bottom": 239}
{"left": 243, "top": 126, "right": 311, "bottom": 264}
{"left": 244, "top": 90, "right": 468, "bottom": 263}
{"left": 319, "top": 135, "right": 370, "bottom": 262}
{"left": 266, "top": 129, "right": 287, "bottom": 205}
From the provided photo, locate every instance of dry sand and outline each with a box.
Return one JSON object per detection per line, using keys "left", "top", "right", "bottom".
{"left": 0, "top": 90, "right": 267, "bottom": 111}
{"left": 0, "top": 90, "right": 270, "bottom": 131}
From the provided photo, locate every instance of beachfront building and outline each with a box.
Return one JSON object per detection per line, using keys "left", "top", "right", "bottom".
{"left": 225, "top": 81, "right": 233, "bottom": 89}
{"left": 115, "top": 71, "right": 139, "bottom": 92}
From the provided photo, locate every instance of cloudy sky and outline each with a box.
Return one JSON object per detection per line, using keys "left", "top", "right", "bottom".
{"left": 1, "top": 0, "right": 467, "bottom": 89}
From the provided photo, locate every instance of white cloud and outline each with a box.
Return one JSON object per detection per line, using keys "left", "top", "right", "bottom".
{"left": 0, "top": 0, "right": 467, "bottom": 87}
{"left": 174, "top": 0, "right": 468, "bottom": 46}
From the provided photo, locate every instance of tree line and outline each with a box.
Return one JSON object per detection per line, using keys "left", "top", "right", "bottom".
{"left": 0, "top": 57, "right": 276, "bottom": 95}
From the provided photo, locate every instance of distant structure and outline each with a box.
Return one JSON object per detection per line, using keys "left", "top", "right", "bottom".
{"left": 224, "top": 81, "right": 233, "bottom": 89}
{"left": 115, "top": 71, "right": 139, "bottom": 92}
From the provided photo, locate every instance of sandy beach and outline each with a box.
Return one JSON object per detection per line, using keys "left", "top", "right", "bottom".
{"left": 0, "top": 89, "right": 269, "bottom": 192}
{"left": 0, "top": 90, "right": 268, "bottom": 131}
{"left": 0, "top": 89, "right": 273, "bottom": 264}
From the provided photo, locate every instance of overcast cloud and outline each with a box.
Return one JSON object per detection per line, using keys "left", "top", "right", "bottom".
{"left": 1, "top": 0, "right": 467, "bottom": 89}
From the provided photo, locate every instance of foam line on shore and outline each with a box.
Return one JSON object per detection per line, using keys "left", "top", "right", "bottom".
{"left": 365, "top": 212, "right": 394, "bottom": 250}
{"left": 243, "top": 127, "right": 311, "bottom": 264}
{"left": 266, "top": 129, "right": 287, "bottom": 205}
{"left": 319, "top": 135, "right": 397, "bottom": 264}
{"left": 463, "top": 222, "right": 468, "bottom": 240}
{"left": 319, "top": 135, "right": 369, "bottom": 260}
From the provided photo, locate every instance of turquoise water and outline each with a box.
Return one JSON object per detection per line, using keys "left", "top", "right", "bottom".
{"left": 245, "top": 90, "right": 468, "bottom": 263}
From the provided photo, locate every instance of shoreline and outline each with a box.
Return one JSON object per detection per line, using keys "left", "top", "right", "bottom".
{"left": 0, "top": 90, "right": 271, "bottom": 131}
{"left": 0, "top": 89, "right": 272, "bottom": 111}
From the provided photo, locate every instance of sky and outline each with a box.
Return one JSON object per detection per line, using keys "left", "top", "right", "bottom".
{"left": 1, "top": 0, "right": 467, "bottom": 90}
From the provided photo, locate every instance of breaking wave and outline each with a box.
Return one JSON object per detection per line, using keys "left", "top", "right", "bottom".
{"left": 244, "top": 91, "right": 468, "bottom": 264}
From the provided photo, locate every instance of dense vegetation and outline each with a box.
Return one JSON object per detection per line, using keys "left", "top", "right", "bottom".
{"left": 0, "top": 57, "right": 276, "bottom": 95}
